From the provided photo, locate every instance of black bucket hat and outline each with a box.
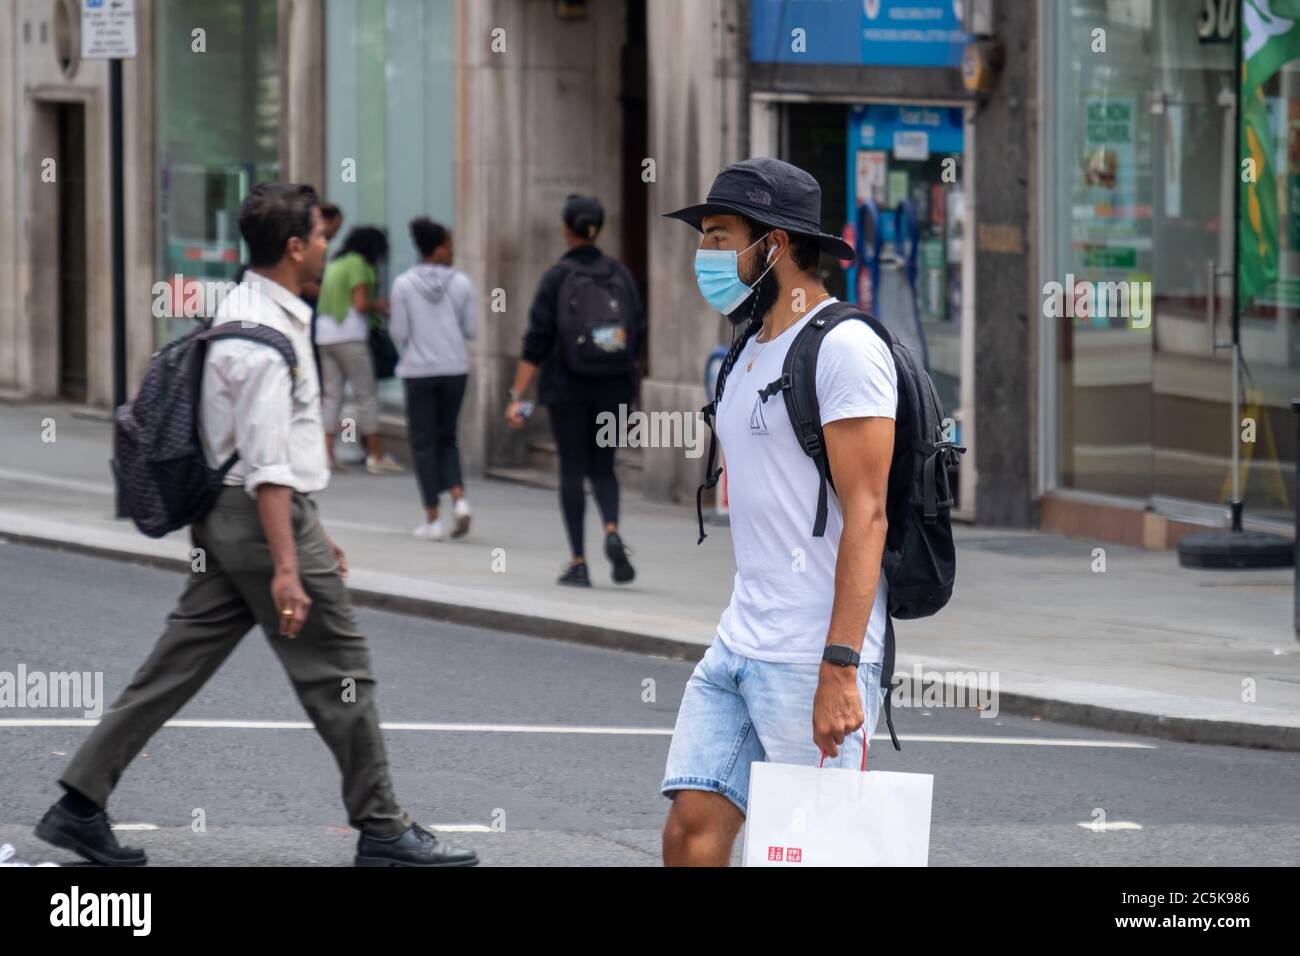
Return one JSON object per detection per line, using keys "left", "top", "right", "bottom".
{"left": 664, "top": 157, "right": 854, "bottom": 262}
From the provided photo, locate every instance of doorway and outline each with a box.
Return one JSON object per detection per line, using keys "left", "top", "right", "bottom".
{"left": 56, "top": 103, "right": 88, "bottom": 403}
{"left": 621, "top": 0, "right": 649, "bottom": 368}
{"left": 777, "top": 100, "right": 972, "bottom": 512}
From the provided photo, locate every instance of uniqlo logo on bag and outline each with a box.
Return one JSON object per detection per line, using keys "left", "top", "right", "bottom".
{"left": 767, "top": 846, "right": 783, "bottom": 861}
{"left": 786, "top": 847, "right": 802, "bottom": 863}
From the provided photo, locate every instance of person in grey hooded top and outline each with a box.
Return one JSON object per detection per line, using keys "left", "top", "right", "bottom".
{"left": 390, "top": 218, "right": 480, "bottom": 540}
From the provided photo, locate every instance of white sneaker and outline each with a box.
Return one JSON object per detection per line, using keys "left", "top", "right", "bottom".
{"left": 451, "top": 498, "right": 471, "bottom": 539}
{"left": 366, "top": 454, "right": 405, "bottom": 475}
{"left": 413, "top": 520, "right": 445, "bottom": 541}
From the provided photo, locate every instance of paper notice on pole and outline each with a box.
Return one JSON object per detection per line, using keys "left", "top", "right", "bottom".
{"left": 82, "top": 0, "right": 138, "bottom": 59}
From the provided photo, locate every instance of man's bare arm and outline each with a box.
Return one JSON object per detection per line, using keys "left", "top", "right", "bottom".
{"left": 256, "top": 484, "right": 311, "bottom": 638}
{"left": 811, "top": 415, "right": 894, "bottom": 757}
{"left": 822, "top": 416, "right": 894, "bottom": 653}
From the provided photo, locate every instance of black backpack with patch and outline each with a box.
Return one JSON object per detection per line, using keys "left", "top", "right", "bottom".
{"left": 112, "top": 320, "right": 298, "bottom": 539}
{"left": 554, "top": 256, "right": 638, "bottom": 378}
{"left": 695, "top": 300, "right": 964, "bottom": 751}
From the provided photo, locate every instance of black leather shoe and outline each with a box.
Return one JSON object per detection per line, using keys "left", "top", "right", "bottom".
{"left": 34, "top": 802, "right": 147, "bottom": 867}
{"left": 355, "top": 824, "right": 479, "bottom": 867}
{"left": 557, "top": 560, "right": 591, "bottom": 587}
{"left": 604, "top": 532, "right": 635, "bottom": 584}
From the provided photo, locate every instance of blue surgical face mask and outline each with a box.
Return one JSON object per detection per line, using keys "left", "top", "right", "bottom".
{"left": 694, "top": 234, "right": 781, "bottom": 315}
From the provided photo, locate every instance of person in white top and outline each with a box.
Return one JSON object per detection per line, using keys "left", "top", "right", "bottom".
{"left": 389, "top": 218, "right": 480, "bottom": 541}
{"left": 37, "top": 184, "right": 477, "bottom": 869}
{"left": 659, "top": 158, "right": 897, "bottom": 866}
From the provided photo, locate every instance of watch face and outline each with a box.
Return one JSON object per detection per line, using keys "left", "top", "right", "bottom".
{"left": 825, "top": 645, "right": 860, "bottom": 666}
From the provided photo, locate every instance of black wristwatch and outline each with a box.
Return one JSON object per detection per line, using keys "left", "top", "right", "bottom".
{"left": 822, "top": 644, "right": 861, "bottom": 668}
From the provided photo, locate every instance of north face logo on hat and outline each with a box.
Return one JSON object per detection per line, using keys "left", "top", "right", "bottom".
{"left": 745, "top": 188, "right": 772, "bottom": 206}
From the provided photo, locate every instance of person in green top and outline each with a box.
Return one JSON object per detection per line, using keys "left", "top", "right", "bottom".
{"left": 315, "top": 226, "right": 404, "bottom": 474}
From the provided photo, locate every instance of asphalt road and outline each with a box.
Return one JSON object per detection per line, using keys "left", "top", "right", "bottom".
{"left": 1, "top": 541, "right": 1297, "bottom": 866}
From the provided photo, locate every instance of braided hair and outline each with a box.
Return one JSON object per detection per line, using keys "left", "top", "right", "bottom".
{"left": 709, "top": 294, "right": 764, "bottom": 410}
{"left": 696, "top": 296, "right": 767, "bottom": 543}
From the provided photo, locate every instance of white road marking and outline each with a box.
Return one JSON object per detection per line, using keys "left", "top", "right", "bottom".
{"left": 0, "top": 718, "right": 673, "bottom": 735}
{"left": 891, "top": 734, "right": 1154, "bottom": 749}
{"left": 0, "top": 467, "right": 111, "bottom": 497}
{"left": 107, "top": 821, "right": 491, "bottom": 833}
{"left": 1077, "top": 821, "right": 1144, "bottom": 831}
{"left": 0, "top": 718, "right": 1156, "bottom": 747}
{"left": 428, "top": 824, "right": 494, "bottom": 833}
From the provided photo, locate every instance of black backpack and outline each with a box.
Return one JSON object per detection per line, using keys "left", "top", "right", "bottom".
{"left": 695, "top": 300, "right": 965, "bottom": 751}
{"left": 111, "top": 320, "right": 298, "bottom": 539}
{"left": 554, "top": 256, "right": 638, "bottom": 378}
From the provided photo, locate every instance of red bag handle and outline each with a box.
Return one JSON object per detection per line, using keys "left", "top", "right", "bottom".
{"left": 818, "top": 731, "right": 869, "bottom": 772}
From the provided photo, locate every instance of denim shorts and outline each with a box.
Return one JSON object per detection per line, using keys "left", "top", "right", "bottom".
{"left": 661, "top": 637, "right": 884, "bottom": 816}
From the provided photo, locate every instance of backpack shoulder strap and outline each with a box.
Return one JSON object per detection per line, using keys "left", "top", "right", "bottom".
{"left": 756, "top": 301, "right": 883, "bottom": 537}
{"left": 197, "top": 323, "right": 300, "bottom": 387}
{"left": 556, "top": 253, "right": 613, "bottom": 280}
{"left": 880, "top": 615, "right": 902, "bottom": 751}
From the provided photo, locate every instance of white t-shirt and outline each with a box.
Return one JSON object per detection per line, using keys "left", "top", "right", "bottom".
{"left": 714, "top": 297, "right": 897, "bottom": 665}
{"left": 313, "top": 306, "right": 369, "bottom": 345}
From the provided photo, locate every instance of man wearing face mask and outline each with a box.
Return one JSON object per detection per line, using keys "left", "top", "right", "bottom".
{"left": 658, "top": 158, "right": 898, "bottom": 866}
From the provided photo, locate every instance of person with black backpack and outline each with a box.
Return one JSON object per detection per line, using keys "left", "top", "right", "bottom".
{"left": 658, "top": 158, "right": 960, "bottom": 867}
{"left": 35, "top": 183, "right": 478, "bottom": 869}
{"left": 504, "top": 194, "right": 645, "bottom": 588}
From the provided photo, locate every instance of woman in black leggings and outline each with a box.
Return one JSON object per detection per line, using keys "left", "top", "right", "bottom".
{"left": 505, "top": 195, "right": 645, "bottom": 587}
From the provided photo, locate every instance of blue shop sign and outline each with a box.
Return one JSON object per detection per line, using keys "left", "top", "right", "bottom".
{"left": 851, "top": 104, "right": 965, "bottom": 156}
{"left": 751, "top": 0, "right": 968, "bottom": 67}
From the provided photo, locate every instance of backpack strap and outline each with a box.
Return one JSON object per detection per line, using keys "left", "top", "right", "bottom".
{"left": 695, "top": 317, "right": 761, "bottom": 544}
{"left": 759, "top": 301, "right": 899, "bottom": 538}
{"left": 192, "top": 323, "right": 300, "bottom": 473}
{"left": 554, "top": 254, "right": 618, "bottom": 293}
{"left": 197, "top": 323, "right": 300, "bottom": 390}
{"left": 880, "top": 615, "right": 902, "bottom": 751}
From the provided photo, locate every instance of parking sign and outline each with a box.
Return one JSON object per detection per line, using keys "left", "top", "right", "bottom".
{"left": 82, "top": 0, "right": 138, "bottom": 59}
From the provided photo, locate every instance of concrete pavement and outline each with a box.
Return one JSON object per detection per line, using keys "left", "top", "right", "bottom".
{"left": 1, "top": 400, "right": 1298, "bottom": 751}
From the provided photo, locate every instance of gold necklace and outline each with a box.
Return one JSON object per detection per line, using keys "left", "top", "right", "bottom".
{"left": 745, "top": 292, "right": 831, "bottom": 372}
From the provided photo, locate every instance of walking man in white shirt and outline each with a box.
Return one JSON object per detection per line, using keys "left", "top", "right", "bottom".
{"left": 659, "top": 159, "right": 898, "bottom": 866}
{"left": 35, "top": 183, "right": 478, "bottom": 868}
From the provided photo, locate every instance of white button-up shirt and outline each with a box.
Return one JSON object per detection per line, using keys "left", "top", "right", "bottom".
{"left": 199, "top": 273, "right": 330, "bottom": 498}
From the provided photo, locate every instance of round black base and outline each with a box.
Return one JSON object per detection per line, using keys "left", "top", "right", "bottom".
{"left": 1177, "top": 530, "right": 1295, "bottom": 569}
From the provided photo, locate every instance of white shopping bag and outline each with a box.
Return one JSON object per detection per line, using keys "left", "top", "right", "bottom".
{"left": 742, "top": 757, "right": 933, "bottom": 867}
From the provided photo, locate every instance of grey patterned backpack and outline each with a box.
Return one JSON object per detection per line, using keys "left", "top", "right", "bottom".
{"left": 111, "top": 321, "right": 297, "bottom": 538}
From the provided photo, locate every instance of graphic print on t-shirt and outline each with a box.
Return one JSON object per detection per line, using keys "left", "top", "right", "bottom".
{"left": 748, "top": 393, "right": 769, "bottom": 435}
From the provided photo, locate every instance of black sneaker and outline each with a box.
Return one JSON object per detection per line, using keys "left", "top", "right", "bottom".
{"left": 34, "top": 802, "right": 147, "bottom": 866}
{"left": 605, "top": 532, "right": 636, "bottom": 584}
{"left": 355, "top": 824, "right": 479, "bottom": 867}
{"left": 557, "top": 560, "right": 591, "bottom": 587}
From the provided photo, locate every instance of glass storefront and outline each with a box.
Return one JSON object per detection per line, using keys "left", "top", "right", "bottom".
{"left": 780, "top": 101, "right": 969, "bottom": 509}
{"left": 325, "top": 0, "right": 456, "bottom": 414}
{"left": 1050, "top": 0, "right": 1299, "bottom": 522}
{"left": 154, "top": 0, "right": 280, "bottom": 344}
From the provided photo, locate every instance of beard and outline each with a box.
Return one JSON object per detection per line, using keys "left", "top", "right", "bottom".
{"left": 730, "top": 239, "right": 781, "bottom": 327}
